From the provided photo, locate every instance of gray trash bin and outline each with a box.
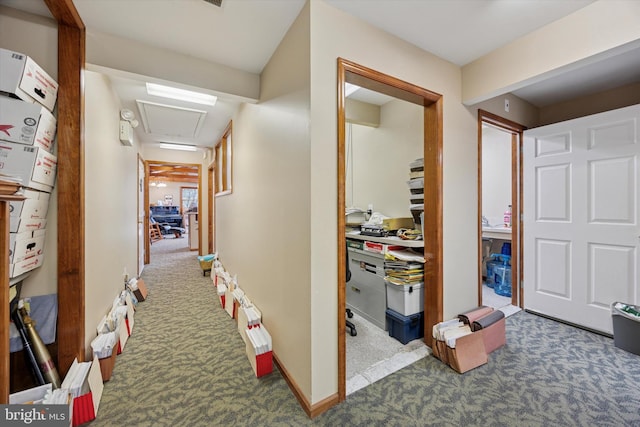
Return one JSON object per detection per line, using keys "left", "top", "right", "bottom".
{"left": 612, "top": 302, "right": 640, "bottom": 356}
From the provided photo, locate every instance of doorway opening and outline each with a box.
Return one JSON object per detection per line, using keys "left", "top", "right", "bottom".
{"left": 337, "top": 58, "right": 443, "bottom": 401}
{"left": 144, "top": 160, "right": 202, "bottom": 264}
{"left": 477, "top": 110, "right": 525, "bottom": 312}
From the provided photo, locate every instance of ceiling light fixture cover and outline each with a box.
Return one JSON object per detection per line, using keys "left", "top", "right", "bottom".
{"left": 159, "top": 143, "right": 198, "bottom": 152}
{"left": 146, "top": 83, "right": 217, "bottom": 106}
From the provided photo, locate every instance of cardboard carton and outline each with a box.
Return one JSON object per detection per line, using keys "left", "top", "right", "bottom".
{"left": 0, "top": 48, "right": 58, "bottom": 112}
{"left": 9, "top": 229, "right": 46, "bottom": 263}
{"left": 0, "top": 96, "right": 56, "bottom": 151}
{"left": 445, "top": 331, "right": 488, "bottom": 374}
{"left": 9, "top": 188, "right": 50, "bottom": 219}
{"left": 0, "top": 142, "right": 57, "bottom": 192}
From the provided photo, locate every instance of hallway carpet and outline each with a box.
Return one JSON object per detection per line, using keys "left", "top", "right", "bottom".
{"left": 91, "top": 238, "right": 640, "bottom": 426}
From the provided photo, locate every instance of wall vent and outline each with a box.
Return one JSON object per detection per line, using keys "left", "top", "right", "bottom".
{"left": 203, "top": 0, "right": 223, "bottom": 6}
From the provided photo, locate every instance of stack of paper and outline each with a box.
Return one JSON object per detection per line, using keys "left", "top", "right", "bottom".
{"left": 43, "top": 388, "right": 72, "bottom": 405}
{"left": 246, "top": 326, "right": 272, "bottom": 356}
{"left": 233, "top": 287, "right": 245, "bottom": 305}
{"left": 61, "top": 359, "right": 92, "bottom": 398}
{"left": 90, "top": 332, "right": 117, "bottom": 359}
{"left": 386, "top": 249, "right": 426, "bottom": 264}
{"left": 432, "top": 319, "right": 472, "bottom": 349}
{"left": 216, "top": 283, "right": 226, "bottom": 296}
{"left": 243, "top": 306, "right": 262, "bottom": 328}
{"left": 385, "top": 250, "right": 424, "bottom": 285}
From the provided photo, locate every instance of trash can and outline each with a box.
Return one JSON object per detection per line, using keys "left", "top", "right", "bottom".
{"left": 611, "top": 302, "right": 640, "bottom": 356}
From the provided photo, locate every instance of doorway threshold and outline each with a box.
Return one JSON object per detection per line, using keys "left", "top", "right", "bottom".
{"left": 346, "top": 312, "right": 429, "bottom": 396}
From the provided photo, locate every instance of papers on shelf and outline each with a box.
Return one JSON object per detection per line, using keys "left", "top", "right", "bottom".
{"left": 386, "top": 249, "right": 426, "bottom": 263}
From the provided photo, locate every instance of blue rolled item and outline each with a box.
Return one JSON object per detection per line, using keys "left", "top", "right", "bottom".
{"left": 198, "top": 253, "right": 216, "bottom": 262}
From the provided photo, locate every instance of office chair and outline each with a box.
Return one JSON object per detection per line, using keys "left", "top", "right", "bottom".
{"left": 346, "top": 244, "right": 357, "bottom": 336}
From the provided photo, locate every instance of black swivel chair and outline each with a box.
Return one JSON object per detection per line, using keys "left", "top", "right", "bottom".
{"left": 346, "top": 244, "right": 357, "bottom": 336}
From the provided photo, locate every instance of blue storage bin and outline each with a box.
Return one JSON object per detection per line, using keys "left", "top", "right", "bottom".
{"left": 386, "top": 309, "right": 424, "bottom": 344}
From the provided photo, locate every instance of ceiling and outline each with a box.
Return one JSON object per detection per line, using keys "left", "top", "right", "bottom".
{"left": 147, "top": 162, "right": 199, "bottom": 184}
{"left": 2, "top": 0, "right": 639, "bottom": 148}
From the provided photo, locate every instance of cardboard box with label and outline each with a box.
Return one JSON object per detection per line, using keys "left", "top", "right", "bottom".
{"left": 0, "top": 48, "right": 59, "bottom": 112}
{"left": 10, "top": 253, "right": 44, "bottom": 278}
{"left": 0, "top": 96, "right": 57, "bottom": 151}
{"left": 10, "top": 216, "right": 46, "bottom": 234}
{"left": 0, "top": 141, "right": 57, "bottom": 191}
{"left": 9, "top": 229, "right": 46, "bottom": 264}
{"left": 9, "top": 188, "right": 50, "bottom": 219}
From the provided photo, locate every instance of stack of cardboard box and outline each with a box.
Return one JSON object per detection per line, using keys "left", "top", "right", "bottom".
{"left": 1, "top": 48, "right": 58, "bottom": 278}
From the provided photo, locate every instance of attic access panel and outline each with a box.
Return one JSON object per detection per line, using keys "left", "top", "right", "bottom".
{"left": 137, "top": 100, "right": 207, "bottom": 138}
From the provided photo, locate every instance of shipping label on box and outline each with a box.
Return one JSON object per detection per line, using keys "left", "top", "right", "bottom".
{"left": 10, "top": 216, "right": 46, "bottom": 233}
{"left": 9, "top": 229, "right": 46, "bottom": 264}
{"left": 0, "top": 96, "right": 57, "bottom": 151}
{"left": 0, "top": 141, "right": 57, "bottom": 191}
{"left": 9, "top": 188, "right": 50, "bottom": 218}
{"left": 10, "top": 253, "right": 44, "bottom": 278}
{"left": 0, "top": 48, "right": 59, "bottom": 112}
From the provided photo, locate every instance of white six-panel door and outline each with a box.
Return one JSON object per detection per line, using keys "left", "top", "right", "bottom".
{"left": 524, "top": 104, "right": 640, "bottom": 334}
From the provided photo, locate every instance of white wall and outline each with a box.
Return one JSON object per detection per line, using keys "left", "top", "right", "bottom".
{"left": 347, "top": 99, "right": 423, "bottom": 218}
{"left": 214, "top": 1, "right": 313, "bottom": 399}
{"left": 462, "top": 0, "right": 640, "bottom": 104}
{"left": 309, "top": 0, "right": 478, "bottom": 403}
{"left": 482, "top": 127, "right": 512, "bottom": 226}
{"left": 0, "top": 6, "right": 58, "bottom": 297}
{"left": 84, "top": 71, "right": 140, "bottom": 355}
{"left": 149, "top": 181, "right": 197, "bottom": 211}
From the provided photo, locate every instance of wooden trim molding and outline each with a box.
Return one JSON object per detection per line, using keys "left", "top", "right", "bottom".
{"left": 272, "top": 353, "right": 340, "bottom": 419}
{"left": 1, "top": 200, "right": 11, "bottom": 402}
{"left": 52, "top": 6, "right": 86, "bottom": 375}
{"left": 208, "top": 162, "right": 215, "bottom": 254}
{"left": 477, "top": 109, "right": 526, "bottom": 308}
{"left": 337, "top": 57, "right": 443, "bottom": 404}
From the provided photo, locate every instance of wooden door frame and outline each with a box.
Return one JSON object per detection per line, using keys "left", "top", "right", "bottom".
{"left": 477, "top": 110, "right": 526, "bottom": 307}
{"left": 337, "top": 58, "right": 443, "bottom": 402}
{"left": 145, "top": 160, "right": 203, "bottom": 263}
{"left": 208, "top": 160, "right": 215, "bottom": 254}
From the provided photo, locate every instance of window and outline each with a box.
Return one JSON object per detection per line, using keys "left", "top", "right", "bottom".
{"left": 181, "top": 187, "right": 198, "bottom": 213}
{"left": 215, "top": 121, "right": 232, "bottom": 196}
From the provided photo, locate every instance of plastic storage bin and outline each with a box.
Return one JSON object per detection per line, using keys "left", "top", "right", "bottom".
{"left": 612, "top": 302, "right": 640, "bottom": 355}
{"left": 493, "top": 254, "right": 512, "bottom": 297}
{"left": 386, "top": 281, "right": 424, "bottom": 316}
{"left": 386, "top": 308, "right": 424, "bottom": 344}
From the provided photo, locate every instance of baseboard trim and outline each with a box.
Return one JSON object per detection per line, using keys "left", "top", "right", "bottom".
{"left": 272, "top": 352, "right": 341, "bottom": 419}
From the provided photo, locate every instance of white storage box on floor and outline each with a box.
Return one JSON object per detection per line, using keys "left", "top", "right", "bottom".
{"left": 385, "top": 281, "right": 424, "bottom": 316}
{"left": 0, "top": 48, "right": 58, "bottom": 111}
{"left": 0, "top": 96, "right": 57, "bottom": 151}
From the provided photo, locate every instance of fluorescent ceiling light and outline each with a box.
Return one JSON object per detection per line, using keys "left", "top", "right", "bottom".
{"left": 345, "top": 83, "right": 360, "bottom": 97}
{"left": 159, "top": 143, "right": 198, "bottom": 152}
{"left": 146, "top": 83, "right": 217, "bottom": 106}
